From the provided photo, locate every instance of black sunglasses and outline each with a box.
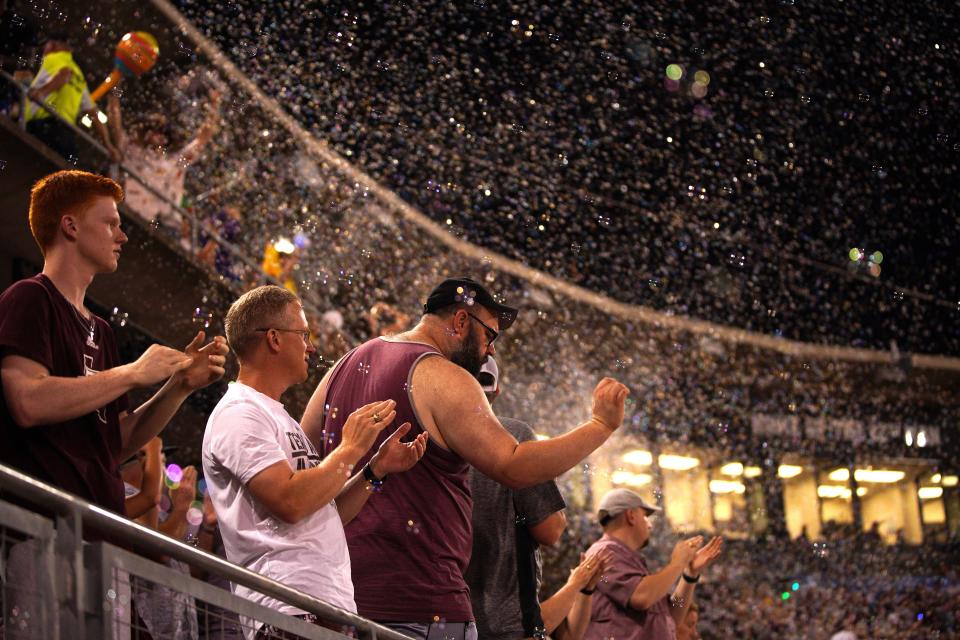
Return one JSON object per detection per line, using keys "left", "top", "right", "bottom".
{"left": 466, "top": 312, "right": 499, "bottom": 347}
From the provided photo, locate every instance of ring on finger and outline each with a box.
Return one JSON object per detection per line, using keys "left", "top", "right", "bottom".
{"left": 373, "top": 412, "right": 382, "bottom": 423}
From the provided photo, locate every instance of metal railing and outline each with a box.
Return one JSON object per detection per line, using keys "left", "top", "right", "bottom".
{"left": 0, "top": 69, "right": 354, "bottom": 345}
{"left": 0, "top": 463, "right": 410, "bottom": 640}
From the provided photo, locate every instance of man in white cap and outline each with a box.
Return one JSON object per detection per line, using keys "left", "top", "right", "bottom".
{"left": 584, "top": 489, "right": 723, "bottom": 640}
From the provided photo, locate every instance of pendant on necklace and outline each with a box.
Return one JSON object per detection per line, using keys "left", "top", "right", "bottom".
{"left": 86, "top": 322, "right": 98, "bottom": 350}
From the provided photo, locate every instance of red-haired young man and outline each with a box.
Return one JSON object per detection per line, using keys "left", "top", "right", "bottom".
{"left": 0, "top": 169, "right": 228, "bottom": 515}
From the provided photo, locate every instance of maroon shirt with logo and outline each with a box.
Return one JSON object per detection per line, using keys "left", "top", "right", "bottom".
{"left": 321, "top": 337, "right": 474, "bottom": 622}
{"left": 584, "top": 534, "right": 679, "bottom": 640}
{"left": 0, "top": 274, "right": 129, "bottom": 513}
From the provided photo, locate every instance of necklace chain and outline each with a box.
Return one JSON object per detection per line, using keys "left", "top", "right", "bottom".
{"left": 69, "top": 303, "right": 97, "bottom": 346}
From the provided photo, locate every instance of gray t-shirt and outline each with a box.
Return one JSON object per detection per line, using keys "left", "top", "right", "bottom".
{"left": 466, "top": 418, "right": 566, "bottom": 639}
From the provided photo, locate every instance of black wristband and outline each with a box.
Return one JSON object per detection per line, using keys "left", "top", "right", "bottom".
{"left": 580, "top": 587, "right": 596, "bottom": 595}
{"left": 362, "top": 462, "right": 385, "bottom": 486}
{"left": 682, "top": 572, "right": 700, "bottom": 584}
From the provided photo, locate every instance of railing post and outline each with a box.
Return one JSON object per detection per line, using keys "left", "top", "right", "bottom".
{"left": 54, "top": 506, "right": 86, "bottom": 640}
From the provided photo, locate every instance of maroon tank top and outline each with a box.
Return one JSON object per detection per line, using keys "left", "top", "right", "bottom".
{"left": 322, "top": 338, "right": 474, "bottom": 622}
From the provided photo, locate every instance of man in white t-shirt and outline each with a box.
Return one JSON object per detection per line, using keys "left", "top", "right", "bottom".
{"left": 202, "top": 285, "right": 428, "bottom": 636}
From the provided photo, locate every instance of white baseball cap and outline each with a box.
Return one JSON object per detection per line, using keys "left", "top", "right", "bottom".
{"left": 597, "top": 488, "right": 662, "bottom": 524}
{"left": 477, "top": 357, "right": 499, "bottom": 394}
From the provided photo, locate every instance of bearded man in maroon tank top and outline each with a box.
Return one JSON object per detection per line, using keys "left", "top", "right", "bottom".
{"left": 301, "top": 277, "right": 630, "bottom": 640}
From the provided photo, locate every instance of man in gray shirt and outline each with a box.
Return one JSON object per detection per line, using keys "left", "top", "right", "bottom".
{"left": 465, "top": 357, "right": 568, "bottom": 639}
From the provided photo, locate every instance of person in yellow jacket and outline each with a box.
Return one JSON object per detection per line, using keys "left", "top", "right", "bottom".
{"left": 26, "top": 31, "right": 120, "bottom": 164}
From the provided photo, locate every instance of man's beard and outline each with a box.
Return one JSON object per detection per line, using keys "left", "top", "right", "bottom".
{"left": 450, "top": 324, "right": 485, "bottom": 377}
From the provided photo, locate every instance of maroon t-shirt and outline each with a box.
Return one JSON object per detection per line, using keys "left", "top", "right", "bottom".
{"left": 0, "top": 274, "right": 129, "bottom": 514}
{"left": 584, "top": 534, "right": 678, "bottom": 640}
{"left": 322, "top": 337, "right": 474, "bottom": 622}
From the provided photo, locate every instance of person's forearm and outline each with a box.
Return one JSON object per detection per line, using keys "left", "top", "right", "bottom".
{"left": 496, "top": 419, "right": 613, "bottom": 488}
{"left": 280, "top": 445, "right": 364, "bottom": 524}
{"left": 124, "top": 492, "right": 158, "bottom": 519}
{"left": 562, "top": 592, "right": 594, "bottom": 640}
{"left": 119, "top": 377, "right": 191, "bottom": 460}
{"left": 30, "top": 70, "right": 70, "bottom": 102}
{"left": 93, "top": 118, "right": 112, "bottom": 147}
{"left": 126, "top": 450, "right": 163, "bottom": 518}
{"left": 334, "top": 468, "right": 373, "bottom": 524}
{"left": 669, "top": 580, "right": 697, "bottom": 626}
{"left": 158, "top": 509, "right": 188, "bottom": 541}
{"left": 541, "top": 580, "right": 581, "bottom": 633}
{"left": 106, "top": 95, "right": 124, "bottom": 144}
{"left": 4, "top": 364, "right": 138, "bottom": 428}
{"left": 135, "top": 506, "right": 158, "bottom": 530}
{"left": 629, "top": 560, "right": 686, "bottom": 610}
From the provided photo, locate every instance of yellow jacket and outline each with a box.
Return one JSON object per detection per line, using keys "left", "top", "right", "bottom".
{"left": 27, "top": 51, "right": 91, "bottom": 124}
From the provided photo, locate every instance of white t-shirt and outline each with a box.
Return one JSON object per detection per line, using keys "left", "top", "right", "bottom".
{"left": 202, "top": 381, "right": 355, "bottom": 627}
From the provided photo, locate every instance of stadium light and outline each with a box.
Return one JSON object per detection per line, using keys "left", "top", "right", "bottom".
{"left": 709, "top": 480, "right": 745, "bottom": 494}
{"left": 777, "top": 464, "right": 803, "bottom": 479}
{"left": 918, "top": 487, "right": 943, "bottom": 500}
{"left": 611, "top": 471, "right": 653, "bottom": 487}
{"left": 828, "top": 468, "right": 849, "bottom": 482}
{"left": 623, "top": 450, "right": 653, "bottom": 466}
{"left": 829, "top": 468, "right": 905, "bottom": 483}
{"left": 743, "top": 466, "right": 763, "bottom": 478}
{"left": 274, "top": 237, "right": 296, "bottom": 254}
{"left": 817, "top": 485, "right": 851, "bottom": 499}
{"left": 659, "top": 454, "right": 700, "bottom": 471}
{"left": 720, "top": 462, "right": 744, "bottom": 476}
{"left": 854, "top": 469, "right": 905, "bottom": 483}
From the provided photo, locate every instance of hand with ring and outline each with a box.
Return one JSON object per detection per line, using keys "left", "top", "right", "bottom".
{"left": 569, "top": 550, "right": 612, "bottom": 591}
{"left": 340, "top": 399, "right": 397, "bottom": 459}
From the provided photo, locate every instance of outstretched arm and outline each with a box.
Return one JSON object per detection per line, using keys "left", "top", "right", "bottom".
{"left": 106, "top": 93, "right": 127, "bottom": 148}
{"left": 414, "top": 358, "right": 628, "bottom": 489}
{"left": 181, "top": 90, "right": 222, "bottom": 165}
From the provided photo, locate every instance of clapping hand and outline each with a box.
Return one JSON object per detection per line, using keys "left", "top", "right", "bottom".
{"left": 688, "top": 536, "right": 723, "bottom": 577}
{"left": 591, "top": 377, "right": 630, "bottom": 431}
{"left": 170, "top": 466, "right": 198, "bottom": 513}
{"left": 571, "top": 550, "right": 613, "bottom": 591}
{"left": 175, "top": 331, "right": 229, "bottom": 392}
{"left": 370, "top": 422, "right": 428, "bottom": 477}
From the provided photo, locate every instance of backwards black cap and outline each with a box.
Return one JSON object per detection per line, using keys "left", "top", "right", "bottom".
{"left": 423, "top": 277, "right": 519, "bottom": 331}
